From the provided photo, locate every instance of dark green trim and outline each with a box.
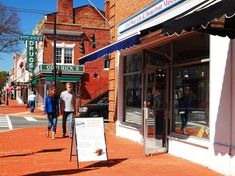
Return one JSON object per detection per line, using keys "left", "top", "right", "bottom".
{"left": 44, "top": 76, "right": 80, "bottom": 82}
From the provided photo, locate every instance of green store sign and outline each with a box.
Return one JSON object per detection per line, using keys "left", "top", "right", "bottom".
{"left": 39, "top": 64, "right": 84, "bottom": 73}
{"left": 26, "top": 41, "right": 36, "bottom": 72}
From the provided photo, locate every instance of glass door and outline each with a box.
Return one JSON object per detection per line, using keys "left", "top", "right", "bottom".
{"left": 144, "top": 65, "right": 168, "bottom": 155}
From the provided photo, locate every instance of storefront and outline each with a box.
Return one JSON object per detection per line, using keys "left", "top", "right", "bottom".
{"left": 78, "top": 0, "right": 235, "bottom": 175}
{"left": 32, "top": 64, "right": 83, "bottom": 108}
{"left": 116, "top": 0, "right": 235, "bottom": 175}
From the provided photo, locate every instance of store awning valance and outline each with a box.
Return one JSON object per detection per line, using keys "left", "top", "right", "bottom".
{"left": 31, "top": 75, "right": 80, "bottom": 84}
{"left": 161, "top": 0, "right": 235, "bottom": 38}
{"left": 78, "top": 34, "right": 140, "bottom": 65}
{"left": 44, "top": 76, "right": 80, "bottom": 82}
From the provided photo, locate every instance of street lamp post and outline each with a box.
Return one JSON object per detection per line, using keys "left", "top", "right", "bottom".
{"left": 6, "top": 92, "right": 9, "bottom": 106}
{"left": 53, "top": 14, "right": 57, "bottom": 88}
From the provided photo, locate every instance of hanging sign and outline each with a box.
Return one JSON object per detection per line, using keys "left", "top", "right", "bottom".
{"left": 26, "top": 40, "right": 36, "bottom": 72}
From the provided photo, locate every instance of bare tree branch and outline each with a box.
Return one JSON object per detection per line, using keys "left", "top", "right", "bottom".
{"left": 0, "top": 3, "right": 21, "bottom": 54}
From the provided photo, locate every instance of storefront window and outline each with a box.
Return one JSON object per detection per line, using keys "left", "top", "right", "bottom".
{"left": 145, "top": 43, "right": 171, "bottom": 66}
{"left": 124, "top": 53, "right": 142, "bottom": 73}
{"left": 173, "top": 33, "right": 209, "bottom": 63}
{"left": 123, "top": 53, "right": 143, "bottom": 125}
{"left": 124, "top": 74, "right": 142, "bottom": 125}
{"left": 173, "top": 63, "right": 209, "bottom": 139}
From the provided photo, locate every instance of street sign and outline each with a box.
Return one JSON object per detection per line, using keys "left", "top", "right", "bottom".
{"left": 19, "top": 34, "right": 43, "bottom": 41}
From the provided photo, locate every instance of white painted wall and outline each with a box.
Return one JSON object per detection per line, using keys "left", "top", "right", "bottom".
{"left": 168, "top": 36, "right": 235, "bottom": 176}
{"left": 209, "top": 36, "right": 235, "bottom": 176}
{"left": 168, "top": 137, "right": 209, "bottom": 166}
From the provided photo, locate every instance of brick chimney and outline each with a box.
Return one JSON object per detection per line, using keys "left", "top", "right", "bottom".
{"left": 104, "top": 0, "right": 110, "bottom": 20}
{"left": 57, "top": 0, "right": 73, "bottom": 23}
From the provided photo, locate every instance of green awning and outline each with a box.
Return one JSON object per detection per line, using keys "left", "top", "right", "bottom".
{"left": 44, "top": 75, "right": 80, "bottom": 82}
{"left": 31, "top": 78, "right": 38, "bottom": 85}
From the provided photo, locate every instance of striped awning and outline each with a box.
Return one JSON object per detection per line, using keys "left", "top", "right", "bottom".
{"left": 161, "top": 0, "right": 235, "bottom": 38}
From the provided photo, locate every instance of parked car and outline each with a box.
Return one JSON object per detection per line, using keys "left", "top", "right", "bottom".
{"left": 78, "top": 93, "right": 109, "bottom": 119}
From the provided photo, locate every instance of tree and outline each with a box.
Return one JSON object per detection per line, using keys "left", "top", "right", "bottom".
{"left": 0, "top": 71, "right": 8, "bottom": 89}
{"left": 0, "top": 3, "right": 20, "bottom": 54}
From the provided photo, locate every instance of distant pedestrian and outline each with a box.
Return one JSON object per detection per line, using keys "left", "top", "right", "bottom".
{"left": 44, "top": 86, "right": 60, "bottom": 140}
{"left": 28, "top": 91, "right": 36, "bottom": 113}
{"left": 60, "top": 83, "right": 76, "bottom": 138}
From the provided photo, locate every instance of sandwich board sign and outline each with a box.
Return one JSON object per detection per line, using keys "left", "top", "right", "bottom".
{"left": 71, "top": 117, "right": 108, "bottom": 168}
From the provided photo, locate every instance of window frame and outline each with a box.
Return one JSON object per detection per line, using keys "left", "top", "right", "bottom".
{"left": 53, "top": 43, "right": 75, "bottom": 65}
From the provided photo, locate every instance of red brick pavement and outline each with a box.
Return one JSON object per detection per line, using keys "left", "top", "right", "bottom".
{"left": 0, "top": 98, "right": 44, "bottom": 116}
{"left": 0, "top": 99, "right": 222, "bottom": 176}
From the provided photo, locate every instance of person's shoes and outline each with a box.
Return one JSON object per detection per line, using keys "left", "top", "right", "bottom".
{"left": 62, "top": 133, "right": 66, "bottom": 138}
{"left": 181, "top": 129, "right": 187, "bottom": 135}
{"left": 52, "top": 132, "right": 55, "bottom": 140}
{"left": 46, "top": 130, "right": 49, "bottom": 137}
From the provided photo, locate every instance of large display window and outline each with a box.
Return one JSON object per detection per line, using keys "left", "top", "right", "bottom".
{"left": 173, "top": 63, "right": 209, "bottom": 139}
{"left": 123, "top": 53, "right": 143, "bottom": 126}
{"left": 122, "top": 32, "right": 210, "bottom": 139}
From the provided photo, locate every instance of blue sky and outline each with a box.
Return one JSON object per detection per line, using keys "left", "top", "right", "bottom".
{"left": 0, "top": 0, "right": 104, "bottom": 72}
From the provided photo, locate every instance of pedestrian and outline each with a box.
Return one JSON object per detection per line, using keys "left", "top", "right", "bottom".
{"left": 44, "top": 85, "right": 60, "bottom": 140}
{"left": 60, "top": 82, "right": 76, "bottom": 138}
{"left": 28, "top": 91, "right": 36, "bottom": 113}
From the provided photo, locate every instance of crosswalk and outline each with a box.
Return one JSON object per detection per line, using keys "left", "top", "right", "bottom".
{"left": 0, "top": 115, "right": 40, "bottom": 131}
{"left": 0, "top": 115, "right": 12, "bottom": 129}
{"left": 24, "top": 116, "right": 38, "bottom": 121}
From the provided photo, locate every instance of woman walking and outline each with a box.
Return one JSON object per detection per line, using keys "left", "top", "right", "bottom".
{"left": 44, "top": 86, "right": 60, "bottom": 140}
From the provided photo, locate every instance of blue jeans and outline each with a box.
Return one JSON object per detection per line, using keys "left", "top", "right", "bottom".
{"left": 28, "top": 100, "right": 35, "bottom": 112}
{"left": 62, "top": 112, "right": 74, "bottom": 136}
{"left": 47, "top": 113, "right": 58, "bottom": 133}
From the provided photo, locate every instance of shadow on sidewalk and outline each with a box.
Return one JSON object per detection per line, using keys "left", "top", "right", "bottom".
{"left": 0, "top": 148, "right": 66, "bottom": 158}
{"left": 84, "top": 158, "right": 127, "bottom": 168}
{"left": 23, "top": 158, "right": 127, "bottom": 176}
{"left": 23, "top": 168, "right": 94, "bottom": 176}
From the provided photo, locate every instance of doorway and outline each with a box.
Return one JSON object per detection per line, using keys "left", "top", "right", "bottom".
{"left": 144, "top": 65, "right": 169, "bottom": 155}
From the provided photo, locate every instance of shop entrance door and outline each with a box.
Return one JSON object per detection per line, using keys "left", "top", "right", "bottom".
{"left": 144, "top": 65, "right": 168, "bottom": 155}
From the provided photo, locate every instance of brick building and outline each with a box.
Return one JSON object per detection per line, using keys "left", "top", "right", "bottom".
{"left": 30, "top": 0, "right": 110, "bottom": 108}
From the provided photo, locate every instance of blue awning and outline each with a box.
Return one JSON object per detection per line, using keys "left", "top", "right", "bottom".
{"left": 78, "top": 34, "right": 140, "bottom": 65}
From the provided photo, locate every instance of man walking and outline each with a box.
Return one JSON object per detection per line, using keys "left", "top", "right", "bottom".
{"left": 28, "top": 91, "right": 36, "bottom": 113}
{"left": 60, "top": 83, "right": 76, "bottom": 138}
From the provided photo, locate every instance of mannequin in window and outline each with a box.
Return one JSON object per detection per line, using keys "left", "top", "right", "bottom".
{"left": 179, "top": 86, "right": 194, "bottom": 134}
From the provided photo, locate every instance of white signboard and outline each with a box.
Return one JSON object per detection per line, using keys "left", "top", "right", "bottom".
{"left": 118, "top": 0, "right": 182, "bottom": 33}
{"left": 75, "top": 118, "right": 108, "bottom": 162}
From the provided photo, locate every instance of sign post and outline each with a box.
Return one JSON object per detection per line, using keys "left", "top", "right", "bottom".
{"left": 53, "top": 14, "right": 57, "bottom": 88}
{"left": 19, "top": 34, "right": 43, "bottom": 73}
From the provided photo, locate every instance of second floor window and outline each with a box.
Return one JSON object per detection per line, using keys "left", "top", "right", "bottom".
{"left": 56, "top": 47, "right": 73, "bottom": 64}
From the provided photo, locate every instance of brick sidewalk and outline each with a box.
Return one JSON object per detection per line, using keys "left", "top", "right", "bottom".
{"left": 0, "top": 126, "right": 222, "bottom": 176}
{"left": 0, "top": 98, "right": 44, "bottom": 117}
{"left": 0, "top": 99, "right": 222, "bottom": 176}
